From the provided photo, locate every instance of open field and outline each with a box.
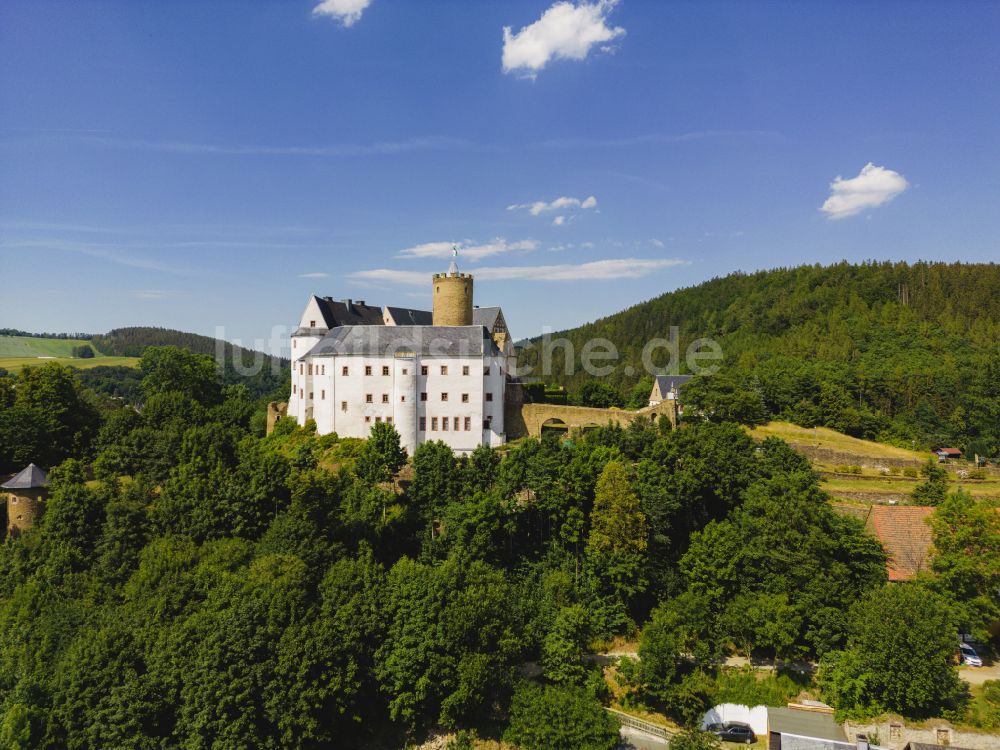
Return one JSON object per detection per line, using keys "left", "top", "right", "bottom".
{"left": 749, "top": 421, "right": 932, "bottom": 462}
{"left": 0, "top": 335, "right": 94, "bottom": 358}
{"left": 824, "top": 475, "right": 1000, "bottom": 503}
{"left": 748, "top": 421, "right": 1000, "bottom": 504}
{"left": 0, "top": 356, "right": 141, "bottom": 373}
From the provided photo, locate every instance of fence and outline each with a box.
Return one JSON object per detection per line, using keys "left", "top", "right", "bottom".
{"left": 607, "top": 707, "right": 676, "bottom": 740}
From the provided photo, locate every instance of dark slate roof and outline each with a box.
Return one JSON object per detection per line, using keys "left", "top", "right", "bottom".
{"left": 654, "top": 374, "right": 693, "bottom": 393}
{"left": 313, "top": 296, "right": 384, "bottom": 328}
{"left": 768, "top": 708, "right": 845, "bottom": 742}
{"left": 2, "top": 463, "right": 49, "bottom": 490}
{"left": 309, "top": 325, "right": 500, "bottom": 358}
{"left": 385, "top": 306, "right": 433, "bottom": 326}
{"left": 472, "top": 307, "right": 502, "bottom": 330}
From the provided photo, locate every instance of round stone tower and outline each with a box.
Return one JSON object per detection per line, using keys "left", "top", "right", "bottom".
{"left": 432, "top": 257, "right": 473, "bottom": 327}
{"left": 2, "top": 463, "right": 49, "bottom": 538}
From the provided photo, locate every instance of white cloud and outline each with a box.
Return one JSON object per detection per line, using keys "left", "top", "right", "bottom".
{"left": 502, "top": 0, "right": 625, "bottom": 78}
{"left": 299, "top": 272, "right": 329, "bottom": 278}
{"left": 312, "top": 0, "right": 372, "bottom": 27}
{"left": 350, "top": 257, "right": 685, "bottom": 286}
{"left": 396, "top": 238, "right": 537, "bottom": 261}
{"left": 350, "top": 269, "right": 429, "bottom": 286}
{"left": 820, "top": 162, "right": 909, "bottom": 220}
{"left": 552, "top": 215, "right": 566, "bottom": 226}
{"left": 508, "top": 195, "right": 598, "bottom": 216}
{"left": 132, "top": 289, "right": 181, "bottom": 300}
{"left": 479, "top": 257, "right": 684, "bottom": 281}
{"left": 649, "top": 238, "right": 665, "bottom": 248}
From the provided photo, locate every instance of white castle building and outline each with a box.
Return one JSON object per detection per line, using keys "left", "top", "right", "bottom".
{"left": 288, "top": 259, "right": 514, "bottom": 455}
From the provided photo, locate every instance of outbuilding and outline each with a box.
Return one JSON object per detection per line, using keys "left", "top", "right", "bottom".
{"left": 2, "top": 463, "right": 49, "bottom": 537}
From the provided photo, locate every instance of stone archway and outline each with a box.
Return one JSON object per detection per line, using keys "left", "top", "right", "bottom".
{"left": 540, "top": 417, "right": 569, "bottom": 433}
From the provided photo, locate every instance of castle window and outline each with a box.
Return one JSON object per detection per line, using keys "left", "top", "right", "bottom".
{"left": 431, "top": 417, "right": 438, "bottom": 431}
{"left": 293, "top": 340, "right": 297, "bottom": 349}
{"left": 341, "top": 401, "right": 348, "bottom": 411}
{"left": 342, "top": 366, "right": 349, "bottom": 376}
{"left": 402, "top": 368, "right": 408, "bottom": 375}
{"left": 382, "top": 366, "right": 390, "bottom": 376}
{"left": 461, "top": 393, "right": 469, "bottom": 403}
{"left": 441, "top": 393, "right": 448, "bottom": 402}
{"left": 420, "top": 392, "right": 428, "bottom": 401}
{"left": 421, "top": 366, "right": 428, "bottom": 376}
{"left": 454, "top": 417, "right": 460, "bottom": 431}
{"left": 386, "top": 416, "right": 393, "bottom": 424}
{"left": 310, "top": 320, "right": 316, "bottom": 327}
{"left": 382, "top": 394, "right": 389, "bottom": 403}
{"left": 400, "top": 395, "right": 406, "bottom": 402}
{"left": 321, "top": 390, "right": 325, "bottom": 399}
{"left": 441, "top": 365, "right": 448, "bottom": 375}
{"left": 309, "top": 392, "right": 313, "bottom": 400}
{"left": 365, "top": 416, "right": 371, "bottom": 423}
{"left": 462, "top": 365, "right": 469, "bottom": 375}
{"left": 366, "top": 394, "right": 373, "bottom": 403}
{"left": 365, "top": 365, "right": 372, "bottom": 376}
{"left": 420, "top": 416, "right": 426, "bottom": 431}
{"left": 375, "top": 416, "right": 382, "bottom": 423}
{"left": 442, "top": 417, "right": 449, "bottom": 431}
{"left": 293, "top": 384, "right": 297, "bottom": 395}
{"left": 308, "top": 364, "right": 313, "bottom": 375}
{"left": 464, "top": 417, "right": 471, "bottom": 431}
{"left": 299, "top": 363, "right": 304, "bottom": 375}
{"left": 484, "top": 366, "right": 490, "bottom": 376}
{"left": 486, "top": 392, "right": 493, "bottom": 402}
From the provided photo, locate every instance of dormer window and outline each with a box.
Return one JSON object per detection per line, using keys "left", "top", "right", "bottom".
{"left": 310, "top": 320, "right": 316, "bottom": 327}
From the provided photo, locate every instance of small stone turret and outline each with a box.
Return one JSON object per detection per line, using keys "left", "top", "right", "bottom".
{"left": 2, "top": 463, "right": 49, "bottom": 538}
{"left": 432, "top": 257, "right": 474, "bottom": 327}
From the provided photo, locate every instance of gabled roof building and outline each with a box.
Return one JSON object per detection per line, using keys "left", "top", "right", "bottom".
{"left": 288, "top": 261, "right": 514, "bottom": 456}
{"left": 2, "top": 463, "right": 49, "bottom": 537}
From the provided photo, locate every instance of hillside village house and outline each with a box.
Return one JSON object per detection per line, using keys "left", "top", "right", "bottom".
{"left": 288, "top": 259, "right": 514, "bottom": 456}
{"left": 934, "top": 446, "right": 962, "bottom": 462}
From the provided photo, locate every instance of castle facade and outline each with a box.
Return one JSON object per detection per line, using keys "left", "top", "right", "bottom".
{"left": 288, "top": 261, "right": 514, "bottom": 455}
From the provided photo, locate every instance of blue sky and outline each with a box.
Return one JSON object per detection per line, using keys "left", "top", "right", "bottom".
{"left": 2, "top": 0, "right": 998, "bottom": 354}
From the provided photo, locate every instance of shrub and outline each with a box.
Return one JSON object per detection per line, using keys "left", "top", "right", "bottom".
{"left": 713, "top": 668, "right": 807, "bottom": 707}
{"left": 503, "top": 682, "right": 619, "bottom": 750}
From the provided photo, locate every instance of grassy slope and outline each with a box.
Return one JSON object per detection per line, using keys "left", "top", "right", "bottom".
{"left": 0, "top": 356, "right": 140, "bottom": 373}
{"left": 750, "top": 422, "right": 1000, "bottom": 503}
{"left": 0, "top": 336, "right": 94, "bottom": 358}
{"left": 749, "top": 421, "right": 931, "bottom": 460}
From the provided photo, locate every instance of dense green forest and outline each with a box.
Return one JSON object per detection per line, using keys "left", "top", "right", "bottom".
{"left": 518, "top": 261, "right": 1000, "bottom": 457}
{"left": 90, "top": 327, "right": 289, "bottom": 398}
{"left": 0, "top": 348, "right": 996, "bottom": 748}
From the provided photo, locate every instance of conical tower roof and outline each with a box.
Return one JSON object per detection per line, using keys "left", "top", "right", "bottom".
{"left": 1, "top": 463, "right": 49, "bottom": 490}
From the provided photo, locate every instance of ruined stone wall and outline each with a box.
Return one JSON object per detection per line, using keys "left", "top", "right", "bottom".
{"left": 845, "top": 718, "right": 1000, "bottom": 750}
{"left": 266, "top": 401, "right": 288, "bottom": 435}
{"left": 511, "top": 400, "right": 677, "bottom": 439}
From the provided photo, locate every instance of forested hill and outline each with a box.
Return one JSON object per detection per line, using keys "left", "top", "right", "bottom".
{"left": 517, "top": 261, "right": 1000, "bottom": 454}
{"left": 91, "top": 326, "right": 289, "bottom": 398}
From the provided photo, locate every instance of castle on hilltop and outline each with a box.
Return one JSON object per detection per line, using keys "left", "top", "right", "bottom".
{"left": 288, "top": 258, "right": 514, "bottom": 455}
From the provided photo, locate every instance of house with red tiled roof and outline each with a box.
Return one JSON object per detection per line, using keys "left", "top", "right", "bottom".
{"left": 934, "top": 447, "right": 962, "bottom": 462}
{"left": 865, "top": 506, "right": 935, "bottom": 581}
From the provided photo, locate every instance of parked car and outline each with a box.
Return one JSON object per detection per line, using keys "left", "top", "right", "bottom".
{"left": 708, "top": 721, "right": 757, "bottom": 744}
{"left": 959, "top": 643, "right": 983, "bottom": 667}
